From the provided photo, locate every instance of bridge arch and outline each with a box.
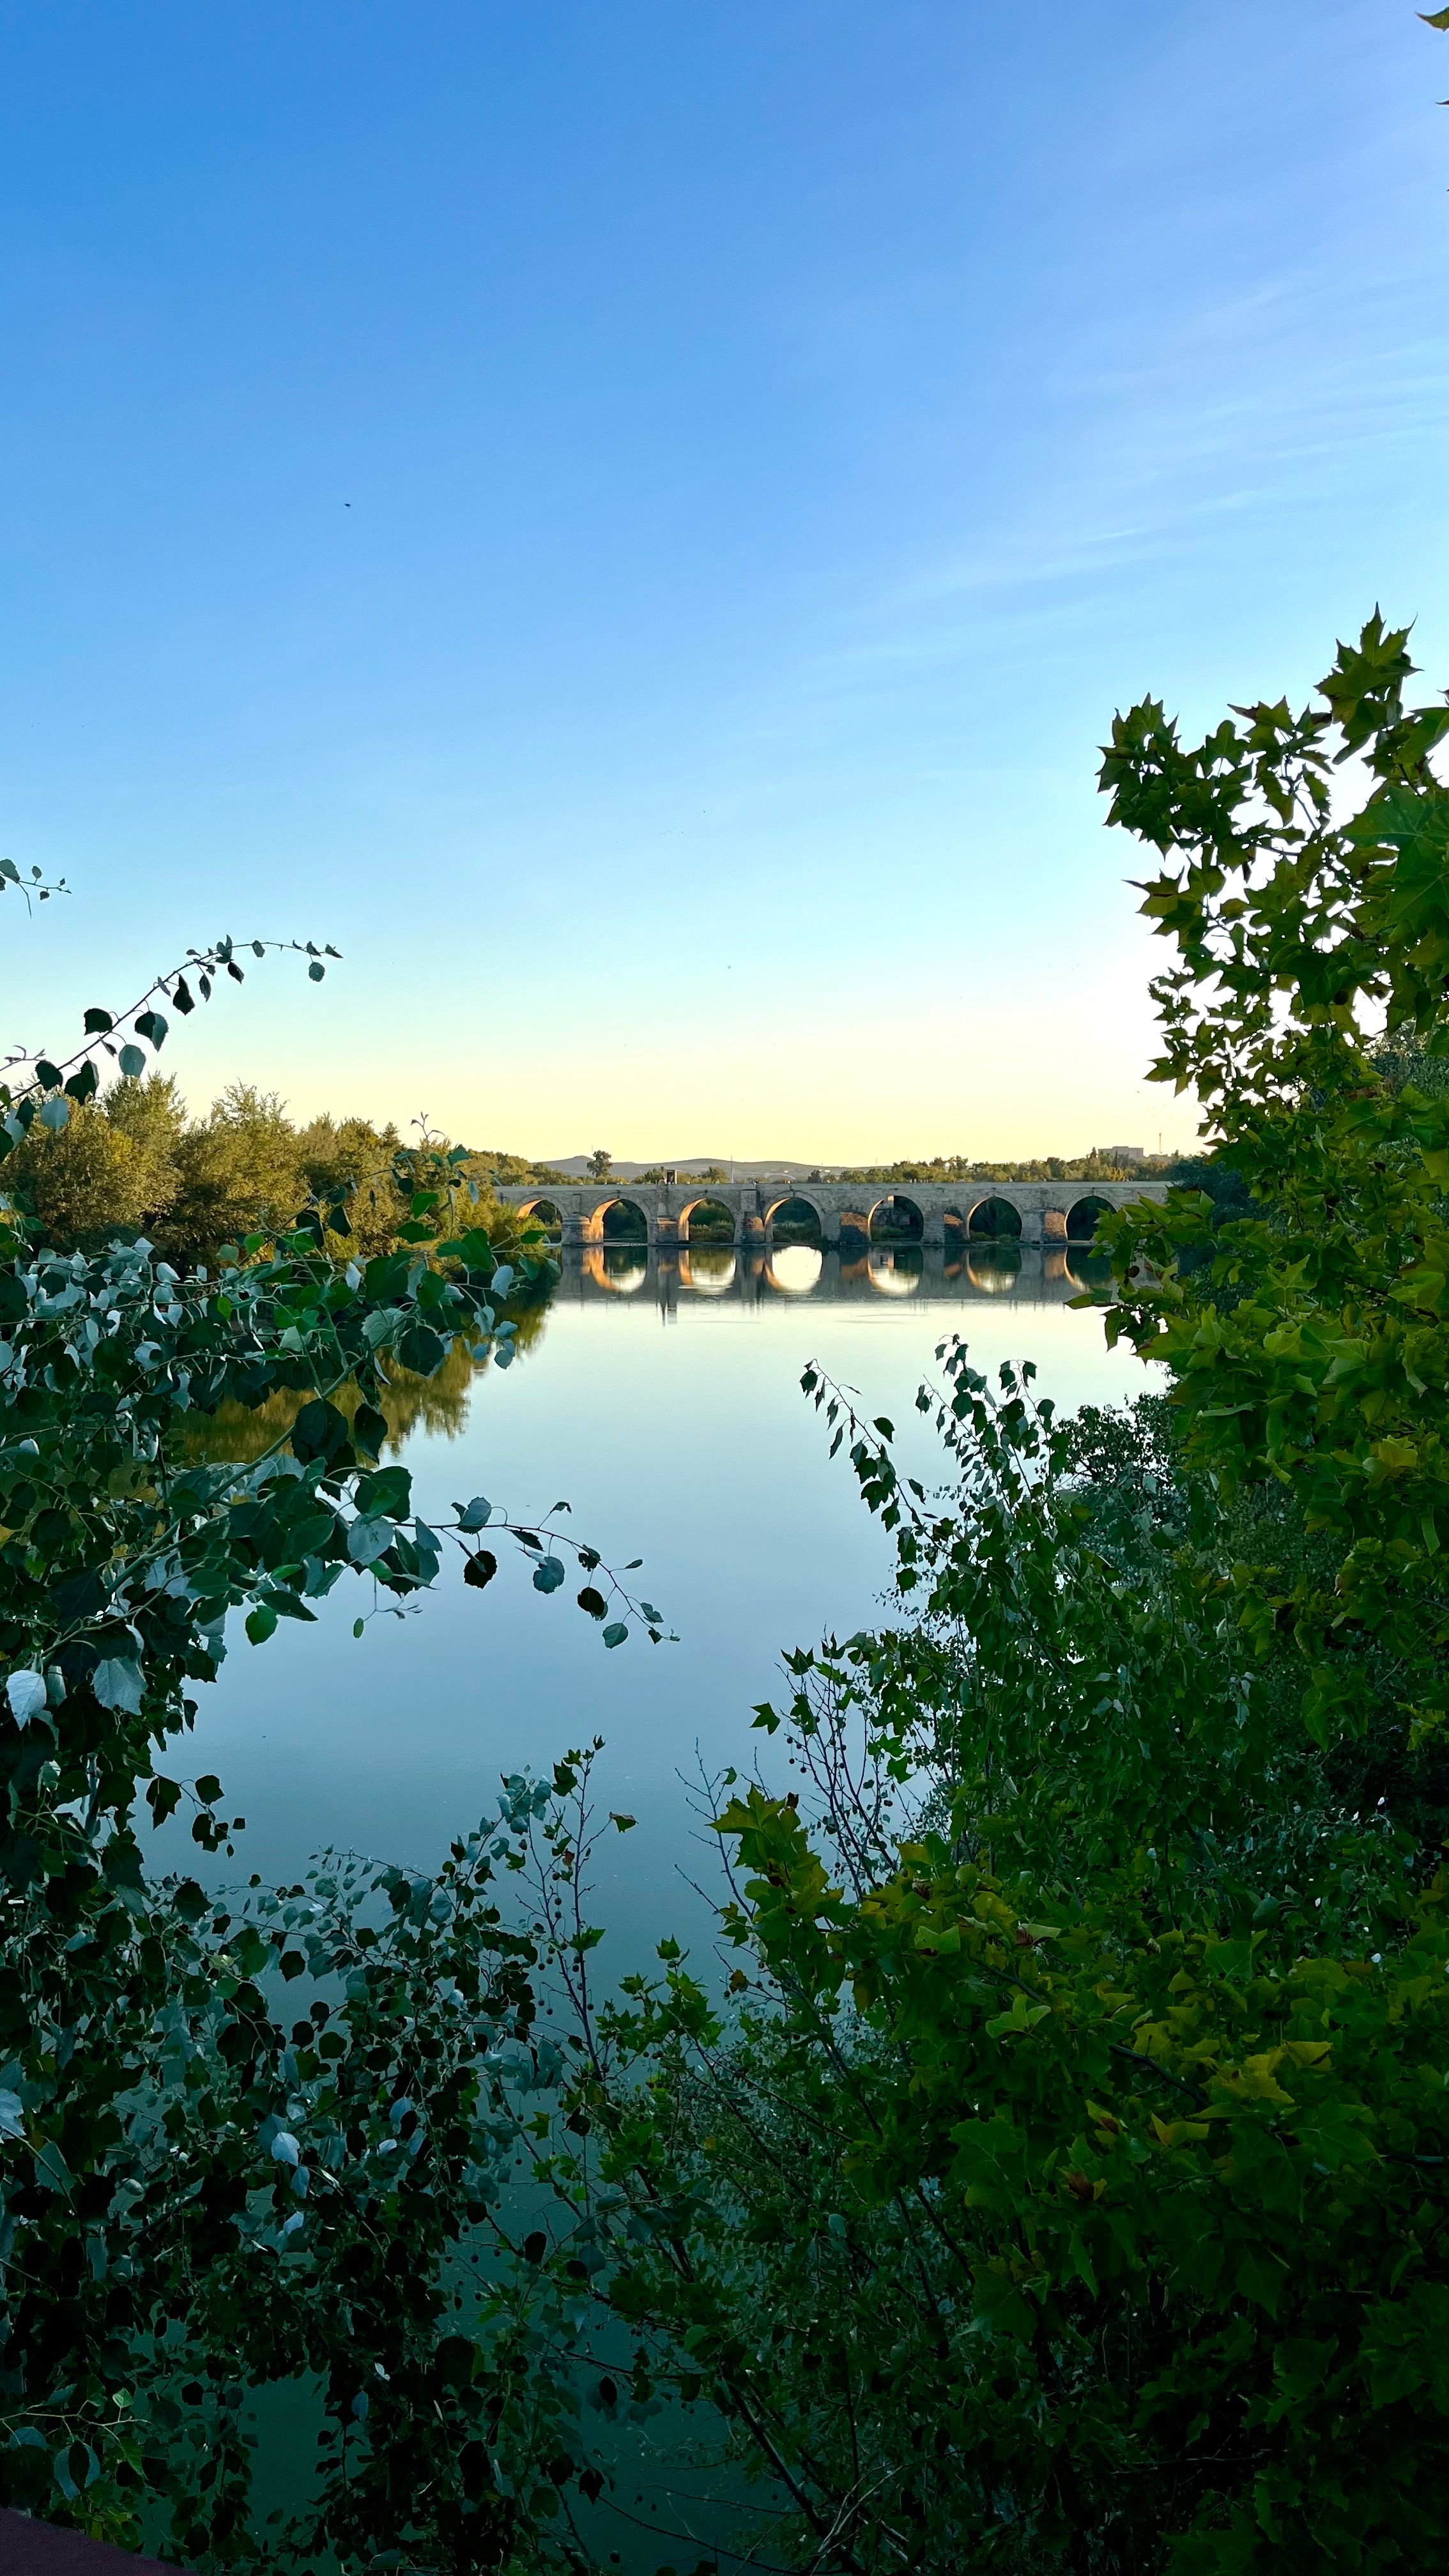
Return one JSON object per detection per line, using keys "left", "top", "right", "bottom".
{"left": 678, "top": 1195, "right": 737, "bottom": 1244}
{"left": 764, "top": 1192, "right": 824, "bottom": 1242}
{"left": 1066, "top": 1193, "right": 1114, "bottom": 1244}
{"left": 593, "top": 1195, "right": 649, "bottom": 1244}
{"left": 967, "top": 1195, "right": 1022, "bottom": 1240}
{"left": 516, "top": 1195, "right": 563, "bottom": 1236}
{"left": 868, "top": 1193, "right": 924, "bottom": 1245}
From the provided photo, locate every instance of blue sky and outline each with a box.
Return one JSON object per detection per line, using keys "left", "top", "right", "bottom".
{"left": 1, "top": 1, "right": 1443, "bottom": 1161}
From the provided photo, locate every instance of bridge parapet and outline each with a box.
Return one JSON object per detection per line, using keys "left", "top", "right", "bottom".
{"left": 492, "top": 1175, "right": 1168, "bottom": 1253}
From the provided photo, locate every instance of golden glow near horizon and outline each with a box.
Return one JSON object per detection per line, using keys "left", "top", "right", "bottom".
{"left": 126, "top": 917, "right": 1203, "bottom": 1169}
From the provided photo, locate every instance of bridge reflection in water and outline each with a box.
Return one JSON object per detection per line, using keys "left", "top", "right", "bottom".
{"left": 558, "top": 1240, "right": 1114, "bottom": 1314}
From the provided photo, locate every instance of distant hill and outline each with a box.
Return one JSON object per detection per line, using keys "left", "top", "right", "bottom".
{"left": 524, "top": 1150, "right": 1167, "bottom": 1186}
{"left": 539, "top": 1156, "right": 831, "bottom": 1181}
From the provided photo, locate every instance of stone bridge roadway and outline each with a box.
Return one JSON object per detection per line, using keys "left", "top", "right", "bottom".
{"left": 491, "top": 1174, "right": 1167, "bottom": 1252}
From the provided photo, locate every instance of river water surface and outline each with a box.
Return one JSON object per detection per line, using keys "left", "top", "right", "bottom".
{"left": 167, "top": 1245, "right": 1154, "bottom": 1964}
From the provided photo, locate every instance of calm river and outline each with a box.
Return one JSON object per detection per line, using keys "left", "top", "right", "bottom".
{"left": 154, "top": 1243, "right": 1158, "bottom": 2561}
{"left": 165, "top": 1243, "right": 1153, "bottom": 1963}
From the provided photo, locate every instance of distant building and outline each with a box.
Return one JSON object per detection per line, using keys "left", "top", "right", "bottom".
{"left": 1096, "top": 1144, "right": 1146, "bottom": 1163}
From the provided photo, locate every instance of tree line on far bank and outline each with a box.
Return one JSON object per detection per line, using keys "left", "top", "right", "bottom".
{"left": 815, "top": 1148, "right": 1170, "bottom": 1186}
{"left": 3, "top": 1078, "right": 578, "bottom": 1261}
{"left": 8, "top": 1086, "right": 1181, "bottom": 1262}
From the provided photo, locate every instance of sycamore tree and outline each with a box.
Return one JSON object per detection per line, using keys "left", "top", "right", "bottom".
{"left": 0, "top": 912, "right": 669, "bottom": 2568}
{"left": 524, "top": 618, "right": 1449, "bottom": 2575}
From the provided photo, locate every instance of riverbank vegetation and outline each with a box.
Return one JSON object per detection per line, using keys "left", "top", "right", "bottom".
{"left": 4, "top": 1078, "right": 576, "bottom": 1264}
{"left": 528, "top": 611, "right": 1449, "bottom": 2571}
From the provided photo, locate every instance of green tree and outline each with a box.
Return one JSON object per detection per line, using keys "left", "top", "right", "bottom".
{"left": 103, "top": 1070, "right": 188, "bottom": 1211}
{"left": 162, "top": 1080, "right": 307, "bottom": 1258}
{"left": 0, "top": 923, "right": 666, "bottom": 2567}
{"left": 295, "top": 1110, "right": 408, "bottom": 1255}
{"left": 4, "top": 1070, "right": 187, "bottom": 1246}
{"left": 8, "top": 1101, "right": 162, "bottom": 1245}
{"left": 533, "top": 617, "right": 1449, "bottom": 2573}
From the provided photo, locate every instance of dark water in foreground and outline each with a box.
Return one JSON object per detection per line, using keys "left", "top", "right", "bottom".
{"left": 163, "top": 1244, "right": 1152, "bottom": 1961}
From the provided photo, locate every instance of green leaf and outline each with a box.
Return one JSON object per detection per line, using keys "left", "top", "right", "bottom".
{"left": 291, "top": 1397, "right": 349, "bottom": 1465}
{"left": 355, "top": 1465, "right": 411, "bottom": 1519}
{"left": 397, "top": 1322, "right": 446, "bottom": 1376}
{"left": 348, "top": 1516, "right": 395, "bottom": 1567}
{"left": 353, "top": 1401, "right": 387, "bottom": 1457}
{"left": 91, "top": 1657, "right": 143, "bottom": 1714}
{"left": 146, "top": 1777, "right": 182, "bottom": 1827}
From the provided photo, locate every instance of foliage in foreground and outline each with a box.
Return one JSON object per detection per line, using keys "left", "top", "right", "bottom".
{"left": 0, "top": 935, "right": 668, "bottom": 2566}
{"left": 523, "top": 618, "right": 1449, "bottom": 2573}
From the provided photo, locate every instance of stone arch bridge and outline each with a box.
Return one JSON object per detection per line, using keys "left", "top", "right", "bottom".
{"left": 492, "top": 1175, "right": 1166, "bottom": 1253}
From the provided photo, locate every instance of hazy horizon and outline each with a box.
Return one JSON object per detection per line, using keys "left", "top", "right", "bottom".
{"left": 528, "top": 1148, "right": 1158, "bottom": 1176}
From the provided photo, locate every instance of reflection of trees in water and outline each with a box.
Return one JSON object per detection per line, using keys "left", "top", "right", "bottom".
{"left": 583, "top": 1245, "right": 648, "bottom": 1292}
{"left": 867, "top": 1248, "right": 922, "bottom": 1296}
{"left": 182, "top": 1299, "right": 550, "bottom": 1464}
{"left": 839, "top": 1248, "right": 924, "bottom": 1295}
{"left": 681, "top": 1246, "right": 736, "bottom": 1294}
{"left": 965, "top": 1245, "right": 1022, "bottom": 1295}
{"left": 1066, "top": 1250, "right": 1114, "bottom": 1291}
